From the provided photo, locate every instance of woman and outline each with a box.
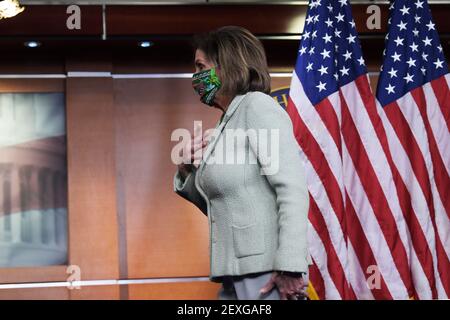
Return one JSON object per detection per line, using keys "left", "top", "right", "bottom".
{"left": 173, "top": 26, "right": 310, "bottom": 300}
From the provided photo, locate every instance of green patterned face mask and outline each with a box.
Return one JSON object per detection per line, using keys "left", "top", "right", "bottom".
{"left": 192, "top": 67, "right": 222, "bottom": 106}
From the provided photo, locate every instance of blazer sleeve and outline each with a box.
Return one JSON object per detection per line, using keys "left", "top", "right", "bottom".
{"left": 173, "top": 168, "right": 208, "bottom": 216}
{"left": 244, "top": 92, "right": 311, "bottom": 273}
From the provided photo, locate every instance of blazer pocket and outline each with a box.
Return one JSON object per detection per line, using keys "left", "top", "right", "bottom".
{"left": 232, "top": 223, "right": 265, "bottom": 258}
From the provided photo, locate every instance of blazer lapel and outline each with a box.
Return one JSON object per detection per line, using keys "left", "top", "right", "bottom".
{"left": 198, "top": 92, "right": 250, "bottom": 173}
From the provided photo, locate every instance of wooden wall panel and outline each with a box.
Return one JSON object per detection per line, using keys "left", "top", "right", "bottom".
{"left": 128, "top": 281, "right": 221, "bottom": 300}
{"left": 0, "top": 287, "right": 69, "bottom": 300}
{"left": 0, "top": 266, "right": 68, "bottom": 284}
{"left": 0, "top": 79, "right": 64, "bottom": 93}
{"left": 271, "top": 76, "right": 292, "bottom": 92}
{"left": 114, "top": 78, "right": 221, "bottom": 279}
{"left": 0, "top": 53, "right": 66, "bottom": 74}
{"left": 66, "top": 77, "right": 120, "bottom": 281}
{"left": 0, "top": 285, "right": 120, "bottom": 299}
{"left": 65, "top": 55, "right": 113, "bottom": 73}
{"left": 69, "top": 285, "right": 120, "bottom": 300}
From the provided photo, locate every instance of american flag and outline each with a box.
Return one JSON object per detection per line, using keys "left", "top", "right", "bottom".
{"left": 284, "top": 0, "right": 447, "bottom": 299}
{"left": 376, "top": 0, "right": 449, "bottom": 299}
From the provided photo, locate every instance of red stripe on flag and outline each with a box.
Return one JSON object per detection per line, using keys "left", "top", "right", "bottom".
{"left": 355, "top": 76, "right": 437, "bottom": 299}
{"left": 384, "top": 101, "right": 450, "bottom": 295}
{"left": 344, "top": 191, "right": 393, "bottom": 299}
{"left": 286, "top": 97, "right": 354, "bottom": 298}
{"left": 309, "top": 257, "right": 326, "bottom": 300}
{"left": 430, "top": 76, "right": 450, "bottom": 131}
{"left": 309, "top": 194, "right": 354, "bottom": 299}
{"left": 339, "top": 90, "right": 415, "bottom": 298}
{"left": 286, "top": 97, "right": 347, "bottom": 234}
{"left": 287, "top": 94, "right": 384, "bottom": 299}
{"left": 315, "top": 98, "right": 342, "bottom": 156}
{"left": 383, "top": 103, "right": 435, "bottom": 216}
{"left": 409, "top": 88, "right": 450, "bottom": 297}
{"left": 410, "top": 87, "right": 450, "bottom": 219}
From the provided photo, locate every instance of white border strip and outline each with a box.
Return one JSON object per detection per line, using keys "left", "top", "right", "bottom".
{"left": 113, "top": 73, "right": 193, "bottom": 79}
{"left": 270, "top": 73, "right": 293, "bottom": 78}
{"left": 113, "top": 72, "right": 295, "bottom": 78}
{"left": 0, "top": 72, "right": 117, "bottom": 78}
{"left": 0, "top": 277, "right": 210, "bottom": 290}
{"left": 0, "top": 74, "right": 67, "bottom": 79}
{"left": 67, "top": 71, "right": 112, "bottom": 77}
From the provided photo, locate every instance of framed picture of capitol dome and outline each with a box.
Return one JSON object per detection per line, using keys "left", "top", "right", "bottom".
{"left": 0, "top": 91, "right": 68, "bottom": 269}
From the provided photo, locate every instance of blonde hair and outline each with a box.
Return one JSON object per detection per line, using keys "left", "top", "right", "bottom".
{"left": 192, "top": 26, "right": 271, "bottom": 96}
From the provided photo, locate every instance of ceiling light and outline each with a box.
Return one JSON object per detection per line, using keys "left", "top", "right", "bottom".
{"left": 24, "top": 41, "right": 40, "bottom": 48}
{"left": 139, "top": 41, "right": 153, "bottom": 48}
{"left": 0, "top": 0, "right": 25, "bottom": 20}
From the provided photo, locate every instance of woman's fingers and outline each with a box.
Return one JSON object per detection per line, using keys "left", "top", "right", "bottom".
{"left": 294, "top": 278, "right": 304, "bottom": 293}
{"left": 190, "top": 134, "right": 204, "bottom": 153}
{"left": 190, "top": 128, "right": 214, "bottom": 165}
{"left": 194, "top": 122, "right": 202, "bottom": 135}
{"left": 283, "top": 277, "right": 297, "bottom": 293}
{"left": 273, "top": 273, "right": 308, "bottom": 301}
{"left": 191, "top": 141, "right": 204, "bottom": 157}
{"left": 259, "top": 277, "right": 276, "bottom": 295}
{"left": 203, "top": 129, "right": 214, "bottom": 143}
{"left": 180, "top": 126, "right": 215, "bottom": 168}
{"left": 192, "top": 138, "right": 207, "bottom": 155}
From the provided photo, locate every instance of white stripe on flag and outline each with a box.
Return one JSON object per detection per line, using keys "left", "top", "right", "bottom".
{"left": 289, "top": 73, "right": 351, "bottom": 281}
{"left": 303, "top": 157, "right": 351, "bottom": 285}
{"left": 422, "top": 82, "right": 450, "bottom": 176}
{"left": 341, "top": 140, "right": 409, "bottom": 299}
{"left": 290, "top": 73, "right": 346, "bottom": 199}
{"left": 347, "top": 240, "right": 375, "bottom": 300}
{"left": 341, "top": 81, "right": 412, "bottom": 263}
{"left": 340, "top": 83, "right": 430, "bottom": 297}
{"left": 308, "top": 221, "right": 342, "bottom": 300}
{"left": 378, "top": 102, "right": 445, "bottom": 299}
{"left": 397, "top": 93, "right": 450, "bottom": 261}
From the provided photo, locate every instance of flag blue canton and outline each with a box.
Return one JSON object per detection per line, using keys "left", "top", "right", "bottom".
{"left": 295, "top": 0, "right": 368, "bottom": 106}
{"left": 376, "top": 0, "right": 449, "bottom": 107}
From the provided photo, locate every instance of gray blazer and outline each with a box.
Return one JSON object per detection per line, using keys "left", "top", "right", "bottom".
{"left": 174, "top": 91, "right": 311, "bottom": 281}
